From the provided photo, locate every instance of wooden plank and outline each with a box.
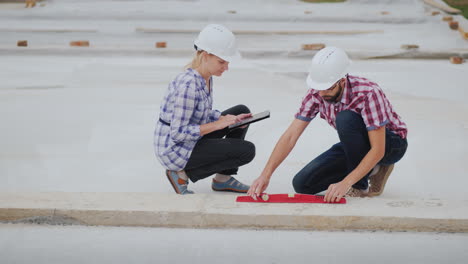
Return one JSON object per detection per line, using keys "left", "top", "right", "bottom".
{"left": 423, "top": 0, "right": 462, "bottom": 14}
{"left": 459, "top": 27, "right": 468, "bottom": 39}
{"left": 135, "top": 27, "right": 383, "bottom": 35}
{"left": 0, "top": 28, "right": 97, "bottom": 33}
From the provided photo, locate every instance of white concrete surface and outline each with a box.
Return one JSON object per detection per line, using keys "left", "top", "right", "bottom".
{"left": 1, "top": 0, "right": 468, "bottom": 261}
{"left": 1, "top": 223, "right": 468, "bottom": 264}
{"left": 1, "top": 0, "right": 468, "bottom": 215}
{"left": 1, "top": 54, "right": 468, "bottom": 201}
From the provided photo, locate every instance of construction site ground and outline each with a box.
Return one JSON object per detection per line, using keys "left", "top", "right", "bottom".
{"left": 1, "top": 0, "right": 468, "bottom": 263}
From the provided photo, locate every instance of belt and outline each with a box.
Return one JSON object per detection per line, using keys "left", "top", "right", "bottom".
{"left": 159, "top": 118, "right": 170, "bottom": 126}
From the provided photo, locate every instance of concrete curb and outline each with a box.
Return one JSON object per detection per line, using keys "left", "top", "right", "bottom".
{"left": 1, "top": 192, "right": 467, "bottom": 232}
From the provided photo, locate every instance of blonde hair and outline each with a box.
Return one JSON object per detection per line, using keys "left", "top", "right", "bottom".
{"left": 185, "top": 50, "right": 204, "bottom": 70}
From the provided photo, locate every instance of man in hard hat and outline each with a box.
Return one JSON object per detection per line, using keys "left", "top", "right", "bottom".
{"left": 248, "top": 47, "right": 408, "bottom": 202}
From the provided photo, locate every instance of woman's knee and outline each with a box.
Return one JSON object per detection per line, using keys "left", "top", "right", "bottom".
{"left": 239, "top": 140, "right": 255, "bottom": 164}
{"left": 222, "top": 104, "right": 251, "bottom": 116}
{"left": 235, "top": 104, "right": 251, "bottom": 114}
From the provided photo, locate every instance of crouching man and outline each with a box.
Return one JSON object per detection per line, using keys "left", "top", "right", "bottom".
{"left": 248, "top": 47, "right": 408, "bottom": 202}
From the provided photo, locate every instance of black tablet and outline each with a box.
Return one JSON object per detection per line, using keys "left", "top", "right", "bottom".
{"left": 228, "top": 110, "right": 270, "bottom": 130}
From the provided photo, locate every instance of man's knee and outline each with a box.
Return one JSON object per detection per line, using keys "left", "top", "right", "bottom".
{"left": 336, "top": 110, "right": 360, "bottom": 126}
{"left": 292, "top": 179, "right": 304, "bottom": 193}
{"left": 336, "top": 110, "right": 365, "bottom": 132}
{"left": 292, "top": 174, "right": 308, "bottom": 193}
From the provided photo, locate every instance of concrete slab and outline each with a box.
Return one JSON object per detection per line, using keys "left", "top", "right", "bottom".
{"left": 1, "top": 0, "right": 468, "bottom": 235}
{"left": 1, "top": 0, "right": 467, "bottom": 56}
{"left": 1, "top": 192, "right": 467, "bottom": 233}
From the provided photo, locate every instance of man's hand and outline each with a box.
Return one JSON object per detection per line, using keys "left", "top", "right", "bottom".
{"left": 247, "top": 176, "right": 270, "bottom": 200}
{"left": 324, "top": 181, "right": 351, "bottom": 203}
{"left": 246, "top": 119, "right": 309, "bottom": 200}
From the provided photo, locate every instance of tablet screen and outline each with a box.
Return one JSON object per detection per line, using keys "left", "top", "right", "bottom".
{"left": 228, "top": 110, "right": 270, "bottom": 129}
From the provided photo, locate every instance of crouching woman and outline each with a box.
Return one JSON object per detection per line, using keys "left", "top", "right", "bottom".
{"left": 154, "top": 24, "right": 255, "bottom": 195}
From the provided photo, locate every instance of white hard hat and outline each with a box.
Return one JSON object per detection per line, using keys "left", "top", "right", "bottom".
{"left": 306, "top": 47, "right": 351, "bottom": 90}
{"left": 194, "top": 24, "right": 241, "bottom": 62}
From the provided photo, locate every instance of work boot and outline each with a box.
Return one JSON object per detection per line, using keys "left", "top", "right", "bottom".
{"left": 346, "top": 187, "right": 369, "bottom": 197}
{"left": 368, "top": 164, "right": 394, "bottom": 197}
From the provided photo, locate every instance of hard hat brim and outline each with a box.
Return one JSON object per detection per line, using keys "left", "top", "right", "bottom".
{"left": 306, "top": 66, "right": 350, "bottom": 90}
{"left": 218, "top": 50, "right": 242, "bottom": 63}
{"left": 306, "top": 74, "right": 335, "bottom": 91}
{"left": 193, "top": 41, "right": 242, "bottom": 63}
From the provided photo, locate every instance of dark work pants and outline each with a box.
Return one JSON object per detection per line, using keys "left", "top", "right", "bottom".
{"left": 184, "top": 105, "right": 256, "bottom": 183}
{"left": 292, "top": 110, "right": 408, "bottom": 194}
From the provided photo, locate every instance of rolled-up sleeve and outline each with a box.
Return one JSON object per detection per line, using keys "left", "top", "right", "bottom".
{"left": 208, "top": 109, "right": 221, "bottom": 122}
{"left": 362, "top": 90, "right": 390, "bottom": 131}
{"left": 170, "top": 80, "right": 202, "bottom": 142}
{"left": 295, "top": 91, "right": 319, "bottom": 122}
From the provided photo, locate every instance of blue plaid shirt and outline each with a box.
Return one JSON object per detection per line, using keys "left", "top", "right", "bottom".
{"left": 154, "top": 68, "right": 221, "bottom": 171}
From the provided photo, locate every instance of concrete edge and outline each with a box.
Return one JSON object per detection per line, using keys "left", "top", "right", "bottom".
{"left": 2, "top": 208, "right": 467, "bottom": 233}
{"left": 1, "top": 192, "right": 467, "bottom": 232}
{"left": 1, "top": 47, "right": 468, "bottom": 60}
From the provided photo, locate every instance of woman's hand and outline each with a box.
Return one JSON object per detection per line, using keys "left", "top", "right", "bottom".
{"left": 215, "top": 114, "right": 238, "bottom": 129}
{"left": 236, "top": 113, "right": 252, "bottom": 129}
{"left": 236, "top": 113, "right": 252, "bottom": 121}
{"left": 247, "top": 175, "right": 270, "bottom": 200}
{"left": 216, "top": 113, "right": 252, "bottom": 130}
{"left": 324, "top": 181, "right": 351, "bottom": 203}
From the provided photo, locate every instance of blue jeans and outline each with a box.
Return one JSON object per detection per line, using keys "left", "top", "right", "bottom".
{"left": 292, "top": 110, "right": 408, "bottom": 194}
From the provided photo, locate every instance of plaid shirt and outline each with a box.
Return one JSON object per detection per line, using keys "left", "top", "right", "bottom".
{"left": 295, "top": 75, "right": 407, "bottom": 139}
{"left": 154, "top": 68, "right": 221, "bottom": 171}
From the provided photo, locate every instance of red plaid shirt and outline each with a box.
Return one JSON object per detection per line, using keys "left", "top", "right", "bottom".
{"left": 295, "top": 75, "right": 407, "bottom": 139}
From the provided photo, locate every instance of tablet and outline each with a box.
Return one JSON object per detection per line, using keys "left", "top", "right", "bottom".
{"left": 228, "top": 110, "right": 270, "bottom": 130}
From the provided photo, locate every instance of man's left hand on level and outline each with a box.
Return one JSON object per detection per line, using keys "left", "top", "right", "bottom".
{"left": 324, "top": 181, "right": 351, "bottom": 203}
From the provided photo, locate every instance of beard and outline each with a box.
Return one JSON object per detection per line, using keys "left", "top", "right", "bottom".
{"left": 323, "top": 93, "right": 340, "bottom": 102}
{"left": 323, "top": 84, "right": 343, "bottom": 103}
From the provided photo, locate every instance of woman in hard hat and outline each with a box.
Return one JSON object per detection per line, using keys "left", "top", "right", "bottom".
{"left": 248, "top": 47, "right": 408, "bottom": 202}
{"left": 154, "top": 24, "right": 255, "bottom": 195}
